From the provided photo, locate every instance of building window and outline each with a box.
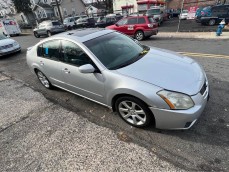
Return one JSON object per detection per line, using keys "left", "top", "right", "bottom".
{"left": 44, "top": 0, "right": 47, "bottom": 3}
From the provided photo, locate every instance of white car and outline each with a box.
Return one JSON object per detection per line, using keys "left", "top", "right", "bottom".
{"left": 179, "top": 10, "right": 189, "bottom": 20}
{"left": 0, "top": 34, "right": 21, "bottom": 57}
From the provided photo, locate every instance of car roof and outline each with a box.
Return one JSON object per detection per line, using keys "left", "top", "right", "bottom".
{"left": 51, "top": 28, "right": 115, "bottom": 43}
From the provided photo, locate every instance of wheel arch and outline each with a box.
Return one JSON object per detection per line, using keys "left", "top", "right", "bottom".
{"left": 111, "top": 93, "right": 156, "bottom": 126}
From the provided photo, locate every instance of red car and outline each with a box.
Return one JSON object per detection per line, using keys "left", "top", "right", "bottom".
{"left": 106, "top": 16, "right": 158, "bottom": 41}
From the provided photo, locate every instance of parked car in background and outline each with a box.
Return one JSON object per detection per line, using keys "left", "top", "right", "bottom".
{"left": 96, "top": 16, "right": 105, "bottom": 23}
{"left": 179, "top": 10, "right": 189, "bottom": 20}
{"left": 0, "top": 19, "right": 21, "bottom": 36}
{"left": 82, "top": 18, "right": 97, "bottom": 28}
{"left": 95, "top": 17, "right": 117, "bottom": 28}
{"left": 107, "top": 16, "right": 158, "bottom": 41}
{"left": 33, "top": 21, "right": 65, "bottom": 38}
{"left": 26, "top": 29, "right": 209, "bottom": 129}
{"left": 0, "top": 34, "right": 21, "bottom": 57}
{"left": 146, "top": 6, "right": 166, "bottom": 25}
{"left": 199, "top": 5, "right": 229, "bottom": 25}
{"left": 76, "top": 15, "right": 89, "bottom": 27}
{"left": 63, "top": 17, "right": 76, "bottom": 30}
{"left": 195, "top": 6, "right": 212, "bottom": 23}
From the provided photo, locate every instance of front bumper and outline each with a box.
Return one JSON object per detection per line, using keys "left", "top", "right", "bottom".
{"left": 0, "top": 47, "right": 21, "bottom": 57}
{"left": 150, "top": 83, "right": 209, "bottom": 130}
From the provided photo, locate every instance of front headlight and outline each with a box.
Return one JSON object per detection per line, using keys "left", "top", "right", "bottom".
{"left": 157, "top": 90, "right": 194, "bottom": 110}
{"left": 13, "top": 41, "right": 19, "bottom": 46}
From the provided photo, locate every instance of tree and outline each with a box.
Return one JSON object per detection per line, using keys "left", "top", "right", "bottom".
{"left": 12, "top": 0, "right": 32, "bottom": 13}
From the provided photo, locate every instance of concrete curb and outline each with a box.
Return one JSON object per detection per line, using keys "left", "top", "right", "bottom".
{"left": 156, "top": 32, "right": 229, "bottom": 39}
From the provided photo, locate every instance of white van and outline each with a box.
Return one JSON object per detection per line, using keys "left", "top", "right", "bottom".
{"left": 146, "top": 6, "right": 166, "bottom": 25}
{"left": 0, "top": 19, "right": 21, "bottom": 36}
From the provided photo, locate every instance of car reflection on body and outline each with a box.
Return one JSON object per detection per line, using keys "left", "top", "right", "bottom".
{"left": 0, "top": 34, "right": 21, "bottom": 57}
{"left": 26, "top": 29, "right": 209, "bottom": 129}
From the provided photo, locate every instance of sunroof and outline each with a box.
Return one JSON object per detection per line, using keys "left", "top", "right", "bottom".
{"left": 72, "top": 29, "right": 100, "bottom": 37}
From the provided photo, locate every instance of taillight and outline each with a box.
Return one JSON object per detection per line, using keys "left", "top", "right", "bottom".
{"left": 148, "top": 24, "right": 153, "bottom": 28}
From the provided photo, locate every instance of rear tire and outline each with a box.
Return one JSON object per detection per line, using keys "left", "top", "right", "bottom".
{"left": 115, "top": 96, "right": 154, "bottom": 128}
{"left": 208, "top": 19, "right": 216, "bottom": 26}
{"left": 35, "top": 70, "right": 53, "bottom": 89}
{"left": 135, "top": 30, "right": 145, "bottom": 41}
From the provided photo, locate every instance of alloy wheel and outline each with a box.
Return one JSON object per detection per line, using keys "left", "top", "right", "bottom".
{"left": 135, "top": 31, "right": 144, "bottom": 41}
{"left": 37, "top": 71, "right": 50, "bottom": 88}
{"left": 118, "top": 100, "right": 147, "bottom": 126}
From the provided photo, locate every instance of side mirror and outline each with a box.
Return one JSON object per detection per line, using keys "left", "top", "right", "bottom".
{"left": 79, "top": 64, "right": 95, "bottom": 73}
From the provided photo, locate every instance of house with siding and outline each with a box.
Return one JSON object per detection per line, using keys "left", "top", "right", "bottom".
{"left": 30, "top": 0, "right": 85, "bottom": 21}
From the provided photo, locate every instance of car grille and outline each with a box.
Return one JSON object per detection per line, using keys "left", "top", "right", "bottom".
{"left": 200, "top": 82, "right": 207, "bottom": 95}
{"left": 0, "top": 44, "right": 13, "bottom": 49}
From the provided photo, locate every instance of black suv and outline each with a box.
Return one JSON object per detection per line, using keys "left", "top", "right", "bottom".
{"left": 200, "top": 5, "right": 229, "bottom": 26}
{"left": 95, "top": 17, "right": 117, "bottom": 28}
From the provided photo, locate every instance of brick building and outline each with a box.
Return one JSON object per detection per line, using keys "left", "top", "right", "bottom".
{"left": 167, "top": 0, "right": 229, "bottom": 10}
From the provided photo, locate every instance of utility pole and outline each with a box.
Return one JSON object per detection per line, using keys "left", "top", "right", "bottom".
{"left": 176, "top": 0, "right": 185, "bottom": 32}
{"left": 55, "top": 0, "right": 63, "bottom": 23}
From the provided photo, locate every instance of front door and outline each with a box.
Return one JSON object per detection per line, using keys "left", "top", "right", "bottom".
{"left": 59, "top": 40, "right": 106, "bottom": 104}
{"left": 115, "top": 18, "right": 128, "bottom": 34}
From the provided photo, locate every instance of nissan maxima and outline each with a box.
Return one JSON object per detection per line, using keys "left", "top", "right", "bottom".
{"left": 26, "top": 29, "right": 209, "bottom": 129}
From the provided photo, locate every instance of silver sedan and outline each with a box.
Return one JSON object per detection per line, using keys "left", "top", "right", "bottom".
{"left": 26, "top": 29, "right": 209, "bottom": 129}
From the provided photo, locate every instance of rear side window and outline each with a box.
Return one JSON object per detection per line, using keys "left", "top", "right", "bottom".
{"left": 37, "top": 40, "right": 60, "bottom": 60}
{"left": 128, "top": 18, "right": 137, "bottom": 24}
{"left": 138, "top": 17, "right": 146, "bottom": 24}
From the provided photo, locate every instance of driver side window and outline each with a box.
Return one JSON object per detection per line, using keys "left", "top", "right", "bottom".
{"left": 61, "top": 40, "right": 92, "bottom": 67}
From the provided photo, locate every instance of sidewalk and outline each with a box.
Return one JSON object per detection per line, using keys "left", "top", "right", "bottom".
{"left": 0, "top": 72, "right": 181, "bottom": 171}
{"left": 156, "top": 31, "right": 229, "bottom": 39}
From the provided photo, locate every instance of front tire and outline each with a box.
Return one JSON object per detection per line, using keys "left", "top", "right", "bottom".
{"left": 135, "top": 31, "right": 145, "bottom": 41}
{"left": 34, "top": 32, "right": 40, "bottom": 38}
{"left": 115, "top": 96, "right": 154, "bottom": 128}
{"left": 36, "top": 70, "right": 53, "bottom": 89}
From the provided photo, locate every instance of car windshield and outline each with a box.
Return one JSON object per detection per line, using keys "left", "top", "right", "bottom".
{"left": 147, "top": 9, "right": 160, "bottom": 15}
{"left": 64, "top": 18, "right": 69, "bottom": 22}
{"left": 148, "top": 17, "right": 156, "bottom": 23}
{"left": 203, "top": 6, "right": 211, "bottom": 10}
{"left": 182, "top": 10, "right": 188, "bottom": 13}
{"left": 101, "top": 17, "right": 107, "bottom": 22}
{"left": 84, "top": 32, "right": 149, "bottom": 70}
{"left": 0, "top": 34, "right": 7, "bottom": 40}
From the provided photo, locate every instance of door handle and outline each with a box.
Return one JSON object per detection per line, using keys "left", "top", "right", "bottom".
{"left": 62, "top": 68, "right": 70, "bottom": 74}
{"left": 40, "top": 61, "right": 44, "bottom": 65}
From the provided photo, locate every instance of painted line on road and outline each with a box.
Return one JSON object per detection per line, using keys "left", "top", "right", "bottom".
{"left": 178, "top": 52, "right": 229, "bottom": 59}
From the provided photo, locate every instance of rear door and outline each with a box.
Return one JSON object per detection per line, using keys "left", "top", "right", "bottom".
{"left": 126, "top": 17, "right": 138, "bottom": 35}
{"left": 36, "top": 40, "right": 65, "bottom": 87}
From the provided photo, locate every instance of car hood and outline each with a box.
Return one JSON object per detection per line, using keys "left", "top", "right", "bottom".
{"left": 0, "top": 38, "right": 15, "bottom": 46}
{"left": 116, "top": 47, "right": 205, "bottom": 95}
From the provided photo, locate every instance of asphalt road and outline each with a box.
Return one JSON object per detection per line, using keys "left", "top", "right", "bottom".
{"left": 0, "top": 35, "right": 229, "bottom": 171}
{"left": 159, "top": 18, "right": 219, "bottom": 32}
